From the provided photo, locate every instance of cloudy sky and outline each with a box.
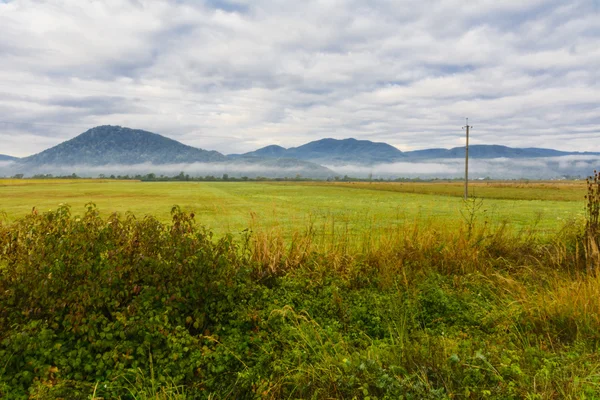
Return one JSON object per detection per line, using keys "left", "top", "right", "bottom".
{"left": 0, "top": 0, "right": 599, "bottom": 157}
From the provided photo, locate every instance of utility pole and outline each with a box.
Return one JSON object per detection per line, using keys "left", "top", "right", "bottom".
{"left": 463, "top": 118, "right": 472, "bottom": 200}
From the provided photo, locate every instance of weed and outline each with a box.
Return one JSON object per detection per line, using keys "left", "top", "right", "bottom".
{"left": 460, "top": 196, "right": 485, "bottom": 239}
{"left": 585, "top": 171, "right": 600, "bottom": 272}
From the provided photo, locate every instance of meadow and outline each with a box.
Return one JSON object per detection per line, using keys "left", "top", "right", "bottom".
{"left": 1, "top": 178, "right": 599, "bottom": 399}
{"left": 0, "top": 179, "right": 586, "bottom": 236}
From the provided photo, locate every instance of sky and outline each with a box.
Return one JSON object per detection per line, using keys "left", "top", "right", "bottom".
{"left": 0, "top": 0, "right": 599, "bottom": 157}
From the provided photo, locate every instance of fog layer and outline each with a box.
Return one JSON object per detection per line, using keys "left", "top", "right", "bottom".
{"left": 331, "top": 155, "right": 600, "bottom": 179}
{"left": 1, "top": 155, "right": 599, "bottom": 179}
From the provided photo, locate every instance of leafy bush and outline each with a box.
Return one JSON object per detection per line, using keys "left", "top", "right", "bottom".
{"left": 0, "top": 204, "right": 250, "bottom": 398}
{"left": 1, "top": 204, "right": 600, "bottom": 398}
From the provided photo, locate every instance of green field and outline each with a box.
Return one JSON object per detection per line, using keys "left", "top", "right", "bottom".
{"left": 0, "top": 180, "right": 586, "bottom": 236}
{"left": 2, "top": 178, "right": 600, "bottom": 399}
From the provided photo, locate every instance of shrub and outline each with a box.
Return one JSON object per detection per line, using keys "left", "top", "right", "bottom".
{"left": 1, "top": 202, "right": 600, "bottom": 399}
{"left": 585, "top": 171, "right": 600, "bottom": 272}
{"left": 0, "top": 204, "right": 250, "bottom": 398}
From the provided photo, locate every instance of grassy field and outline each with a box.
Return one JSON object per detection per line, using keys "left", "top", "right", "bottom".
{"left": 296, "top": 180, "right": 589, "bottom": 201}
{"left": 0, "top": 179, "right": 586, "bottom": 237}
{"left": 2, "top": 178, "right": 599, "bottom": 399}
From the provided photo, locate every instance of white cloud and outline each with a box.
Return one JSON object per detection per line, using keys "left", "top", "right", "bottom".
{"left": 0, "top": 0, "right": 598, "bottom": 157}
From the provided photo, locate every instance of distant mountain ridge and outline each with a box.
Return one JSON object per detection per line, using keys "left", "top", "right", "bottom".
{"left": 236, "top": 138, "right": 404, "bottom": 164}
{"left": 403, "top": 145, "right": 578, "bottom": 160}
{"left": 20, "top": 125, "right": 226, "bottom": 166}
{"left": 239, "top": 139, "right": 598, "bottom": 165}
{"left": 11, "top": 125, "right": 334, "bottom": 178}
{"left": 4, "top": 125, "right": 599, "bottom": 179}
{"left": 245, "top": 145, "right": 288, "bottom": 158}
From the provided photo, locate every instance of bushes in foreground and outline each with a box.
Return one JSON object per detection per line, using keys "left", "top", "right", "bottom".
{"left": 1, "top": 204, "right": 600, "bottom": 399}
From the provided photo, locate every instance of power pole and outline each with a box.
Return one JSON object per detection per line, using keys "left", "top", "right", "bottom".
{"left": 463, "top": 118, "right": 472, "bottom": 200}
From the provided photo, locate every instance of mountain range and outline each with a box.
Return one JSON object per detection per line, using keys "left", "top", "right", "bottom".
{"left": 5, "top": 126, "right": 335, "bottom": 178}
{"left": 232, "top": 138, "right": 405, "bottom": 164}
{"left": 1, "top": 125, "right": 599, "bottom": 179}
{"left": 237, "top": 141, "right": 597, "bottom": 163}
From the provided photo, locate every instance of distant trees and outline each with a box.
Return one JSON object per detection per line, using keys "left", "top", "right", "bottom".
{"left": 6, "top": 171, "right": 478, "bottom": 183}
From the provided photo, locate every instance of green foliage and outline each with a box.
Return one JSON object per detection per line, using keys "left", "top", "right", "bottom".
{"left": 1, "top": 203, "right": 600, "bottom": 398}
{"left": 585, "top": 171, "right": 600, "bottom": 271}
{"left": 0, "top": 204, "right": 248, "bottom": 398}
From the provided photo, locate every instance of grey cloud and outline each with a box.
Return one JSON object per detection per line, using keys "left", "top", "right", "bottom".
{"left": 202, "top": 0, "right": 250, "bottom": 14}
{"left": 45, "top": 95, "right": 150, "bottom": 117}
{"left": 0, "top": 0, "right": 598, "bottom": 157}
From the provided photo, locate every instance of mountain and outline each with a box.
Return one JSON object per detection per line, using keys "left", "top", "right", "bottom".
{"left": 7, "top": 125, "right": 600, "bottom": 180}
{"left": 230, "top": 156, "right": 334, "bottom": 178}
{"left": 289, "top": 138, "right": 405, "bottom": 163}
{"left": 241, "top": 138, "right": 405, "bottom": 164}
{"left": 247, "top": 145, "right": 288, "bottom": 158}
{"left": 20, "top": 125, "right": 227, "bottom": 166}
{"left": 404, "top": 145, "right": 574, "bottom": 159}
{"left": 10, "top": 125, "right": 335, "bottom": 179}
{"left": 241, "top": 141, "right": 599, "bottom": 164}
{"left": 0, "top": 154, "right": 18, "bottom": 161}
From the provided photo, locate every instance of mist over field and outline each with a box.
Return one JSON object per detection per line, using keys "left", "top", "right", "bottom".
{"left": 1, "top": 155, "right": 599, "bottom": 180}
{"left": 0, "top": 161, "right": 331, "bottom": 179}
{"left": 329, "top": 155, "right": 600, "bottom": 179}
{"left": 340, "top": 155, "right": 600, "bottom": 179}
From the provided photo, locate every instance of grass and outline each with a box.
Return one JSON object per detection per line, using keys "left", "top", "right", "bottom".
{"left": 1, "top": 191, "right": 600, "bottom": 398}
{"left": 1, "top": 178, "right": 598, "bottom": 398}
{"left": 0, "top": 178, "right": 117, "bottom": 186}
{"left": 0, "top": 180, "right": 585, "bottom": 238}
{"left": 293, "top": 180, "right": 588, "bottom": 201}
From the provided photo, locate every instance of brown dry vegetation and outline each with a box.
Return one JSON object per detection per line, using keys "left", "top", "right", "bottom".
{"left": 282, "top": 180, "right": 587, "bottom": 202}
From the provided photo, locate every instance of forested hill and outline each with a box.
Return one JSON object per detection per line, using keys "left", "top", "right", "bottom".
{"left": 19, "top": 125, "right": 227, "bottom": 166}
{"left": 238, "top": 139, "right": 598, "bottom": 165}
{"left": 238, "top": 138, "right": 405, "bottom": 164}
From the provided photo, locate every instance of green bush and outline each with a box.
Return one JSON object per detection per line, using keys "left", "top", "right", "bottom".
{"left": 0, "top": 204, "right": 250, "bottom": 398}
{"left": 2, "top": 204, "right": 600, "bottom": 398}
